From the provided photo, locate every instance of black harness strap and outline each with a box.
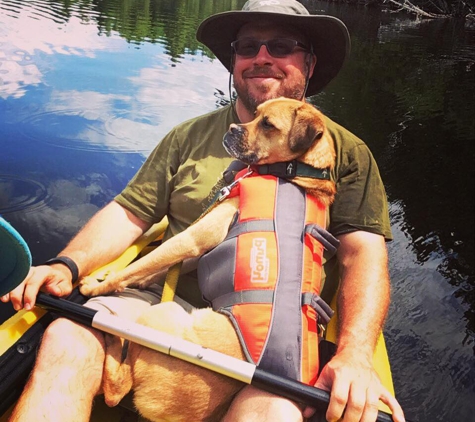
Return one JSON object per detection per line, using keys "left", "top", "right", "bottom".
{"left": 256, "top": 161, "right": 331, "bottom": 180}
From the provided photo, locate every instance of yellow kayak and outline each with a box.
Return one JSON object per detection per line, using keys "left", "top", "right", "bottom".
{"left": 0, "top": 217, "right": 394, "bottom": 421}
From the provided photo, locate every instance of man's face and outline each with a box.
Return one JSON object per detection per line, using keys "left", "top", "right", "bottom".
{"left": 232, "top": 23, "right": 315, "bottom": 114}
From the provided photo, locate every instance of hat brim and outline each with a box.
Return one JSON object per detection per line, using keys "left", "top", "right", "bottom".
{"left": 0, "top": 217, "right": 32, "bottom": 296}
{"left": 196, "top": 11, "right": 350, "bottom": 96}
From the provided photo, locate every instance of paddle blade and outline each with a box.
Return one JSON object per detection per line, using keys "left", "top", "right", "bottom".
{"left": 0, "top": 217, "right": 32, "bottom": 296}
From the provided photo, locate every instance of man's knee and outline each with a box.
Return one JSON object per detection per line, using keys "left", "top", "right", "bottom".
{"left": 224, "top": 385, "right": 304, "bottom": 422}
{"left": 37, "top": 317, "right": 105, "bottom": 365}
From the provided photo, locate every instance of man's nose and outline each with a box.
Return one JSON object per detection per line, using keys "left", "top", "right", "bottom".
{"left": 254, "top": 44, "right": 273, "bottom": 62}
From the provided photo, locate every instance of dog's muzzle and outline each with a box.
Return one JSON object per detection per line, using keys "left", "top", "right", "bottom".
{"left": 223, "top": 124, "right": 258, "bottom": 164}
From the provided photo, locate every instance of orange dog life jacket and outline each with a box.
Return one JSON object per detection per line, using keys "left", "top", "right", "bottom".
{"left": 197, "top": 169, "right": 339, "bottom": 385}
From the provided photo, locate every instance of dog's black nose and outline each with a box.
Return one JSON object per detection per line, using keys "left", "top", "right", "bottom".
{"left": 229, "top": 124, "right": 243, "bottom": 136}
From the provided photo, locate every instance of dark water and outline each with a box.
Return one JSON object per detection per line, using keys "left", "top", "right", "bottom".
{"left": 0, "top": 0, "right": 473, "bottom": 421}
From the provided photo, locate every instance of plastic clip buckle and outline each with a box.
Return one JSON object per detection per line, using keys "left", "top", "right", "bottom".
{"left": 218, "top": 168, "right": 253, "bottom": 202}
{"left": 218, "top": 186, "right": 232, "bottom": 202}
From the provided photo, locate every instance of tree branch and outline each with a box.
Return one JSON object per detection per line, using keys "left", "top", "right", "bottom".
{"left": 384, "top": 0, "right": 450, "bottom": 18}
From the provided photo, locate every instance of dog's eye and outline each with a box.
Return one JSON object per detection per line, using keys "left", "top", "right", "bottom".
{"left": 261, "top": 117, "right": 275, "bottom": 130}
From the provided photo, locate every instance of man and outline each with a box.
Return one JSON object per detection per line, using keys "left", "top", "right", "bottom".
{"left": 2, "top": 1, "right": 405, "bottom": 421}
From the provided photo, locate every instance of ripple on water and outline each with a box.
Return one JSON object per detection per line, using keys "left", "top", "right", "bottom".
{"left": 0, "top": 175, "right": 48, "bottom": 214}
{"left": 103, "top": 107, "right": 164, "bottom": 152}
{"left": 17, "top": 108, "right": 162, "bottom": 153}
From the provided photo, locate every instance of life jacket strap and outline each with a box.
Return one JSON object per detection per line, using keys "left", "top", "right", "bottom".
{"left": 212, "top": 290, "right": 274, "bottom": 310}
{"left": 305, "top": 224, "right": 340, "bottom": 256}
{"left": 212, "top": 289, "right": 333, "bottom": 325}
{"left": 226, "top": 219, "right": 275, "bottom": 240}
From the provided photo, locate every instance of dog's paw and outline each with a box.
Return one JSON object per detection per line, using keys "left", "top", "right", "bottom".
{"left": 79, "top": 276, "right": 102, "bottom": 296}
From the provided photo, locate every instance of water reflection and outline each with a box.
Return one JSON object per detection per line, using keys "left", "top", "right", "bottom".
{"left": 0, "top": 0, "right": 474, "bottom": 421}
{"left": 307, "top": 1, "right": 474, "bottom": 339}
{"left": 0, "top": 1, "right": 230, "bottom": 151}
{"left": 0, "top": 2, "right": 110, "bottom": 99}
{"left": 15, "top": 52, "right": 230, "bottom": 153}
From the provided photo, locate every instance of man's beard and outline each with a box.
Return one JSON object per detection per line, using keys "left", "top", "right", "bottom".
{"left": 234, "top": 75, "right": 307, "bottom": 114}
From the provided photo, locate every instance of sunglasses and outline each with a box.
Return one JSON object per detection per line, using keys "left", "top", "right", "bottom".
{"left": 231, "top": 38, "right": 309, "bottom": 58}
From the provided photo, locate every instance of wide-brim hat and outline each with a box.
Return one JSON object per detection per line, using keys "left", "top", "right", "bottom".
{"left": 196, "top": 0, "right": 351, "bottom": 96}
{"left": 0, "top": 216, "right": 31, "bottom": 296}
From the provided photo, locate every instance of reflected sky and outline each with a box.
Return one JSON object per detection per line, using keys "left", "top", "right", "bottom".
{"left": 1, "top": 3, "right": 229, "bottom": 153}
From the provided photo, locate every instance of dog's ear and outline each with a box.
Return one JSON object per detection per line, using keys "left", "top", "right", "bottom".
{"left": 288, "top": 105, "right": 324, "bottom": 154}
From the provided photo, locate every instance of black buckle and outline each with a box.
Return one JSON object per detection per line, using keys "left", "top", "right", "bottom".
{"left": 257, "top": 160, "right": 298, "bottom": 179}
{"left": 223, "top": 160, "right": 248, "bottom": 183}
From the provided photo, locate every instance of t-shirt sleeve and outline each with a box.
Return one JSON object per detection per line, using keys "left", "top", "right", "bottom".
{"left": 329, "top": 137, "right": 393, "bottom": 241}
{"left": 114, "top": 129, "right": 180, "bottom": 224}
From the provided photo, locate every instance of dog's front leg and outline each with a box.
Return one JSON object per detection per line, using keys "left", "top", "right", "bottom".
{"left": 79, "top": 198, "right": 239, "bottom": 296}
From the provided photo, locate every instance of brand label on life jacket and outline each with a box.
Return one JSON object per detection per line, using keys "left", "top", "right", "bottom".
{"left": 250, "top": 238, "right": 269, "bottom": 283}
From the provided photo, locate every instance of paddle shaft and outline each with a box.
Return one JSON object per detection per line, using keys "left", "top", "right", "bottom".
{"left": 36, "top": 292, "right": 395, "bottom": 422}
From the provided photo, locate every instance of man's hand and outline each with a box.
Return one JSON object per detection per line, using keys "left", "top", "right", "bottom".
{"left": 303, "top": 350, "right": 405, "bottom": 422}
{"left": 303, "top": 231, "right": 406, "bottom": 421}
{"left": 0, "top": 265, "right": 73, "bottom": 311}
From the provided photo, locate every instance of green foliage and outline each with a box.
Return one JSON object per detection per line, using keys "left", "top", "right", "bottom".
{"left": 91, "top": 0, "right": 245, "bottom": 58}
{"left": 39, "top": 0, "right": 247, "bottom": 60}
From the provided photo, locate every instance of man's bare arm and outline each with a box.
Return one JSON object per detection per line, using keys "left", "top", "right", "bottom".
{"left": 314, "top": 231, "right": 405, "bottom": 422}
{"left": 1, "top": 201, "right": 151, "bottom": 310}
{"left": 337, "top": 230, "right": 390, "bottom": 360}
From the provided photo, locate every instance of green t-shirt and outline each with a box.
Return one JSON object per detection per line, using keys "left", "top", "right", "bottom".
{"left": 115, "top": 104, "right": 392, "bottom": 306}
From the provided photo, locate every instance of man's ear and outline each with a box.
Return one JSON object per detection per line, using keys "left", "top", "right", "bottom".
{"left": 288, "top": 105, "right": 323, "bottom": 153}
{"left": 305, "top": 53, "right": 317, "bottom": 78}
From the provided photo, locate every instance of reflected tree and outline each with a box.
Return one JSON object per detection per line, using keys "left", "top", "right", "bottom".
{"left": 91, "top": 0, "right": 246, "bottom": 62}
{"left": 307, "top": 13, "right": 474, "bottom": 338}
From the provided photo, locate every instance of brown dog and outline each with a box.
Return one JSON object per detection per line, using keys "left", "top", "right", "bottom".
{"left": 79, "top": 97, "right": 336, "bottom": 421}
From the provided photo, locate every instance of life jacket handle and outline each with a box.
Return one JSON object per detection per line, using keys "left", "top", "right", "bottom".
{"left": 305, "top": 224, "right": 340, "bottom": 257}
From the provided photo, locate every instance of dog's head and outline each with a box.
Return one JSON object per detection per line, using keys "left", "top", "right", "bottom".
{"left": 223, "top": 97, "right": 335, "bottom": 170}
